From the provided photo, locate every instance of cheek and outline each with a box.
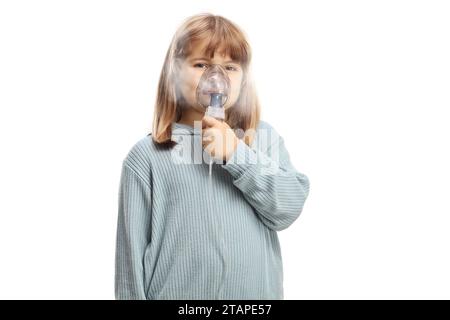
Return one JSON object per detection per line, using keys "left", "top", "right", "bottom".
{"left": 228, "top": 73, "right": 243, "bottom": 103}
{"left": 179, "top": 69, "right": 202, "bottom": 101}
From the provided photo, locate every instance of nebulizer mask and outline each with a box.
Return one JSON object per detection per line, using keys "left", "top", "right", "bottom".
{"left": 195, "top": 64, "right": 231, "bottom": 177}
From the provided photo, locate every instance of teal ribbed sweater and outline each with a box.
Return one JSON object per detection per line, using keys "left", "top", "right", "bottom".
{"left": 114, "top": 120, "right": 310, "bottom": 300}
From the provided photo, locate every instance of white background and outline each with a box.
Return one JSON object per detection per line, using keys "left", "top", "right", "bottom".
{"left": 0, "top": 0, "right": 449, "bottom": 299}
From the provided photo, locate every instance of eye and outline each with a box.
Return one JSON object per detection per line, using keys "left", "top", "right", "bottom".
{"left": 194, "top": 63, "right": 208, "bottom": 69}
{"left": 225, "top": 65, "right": 238, "bottom": 71}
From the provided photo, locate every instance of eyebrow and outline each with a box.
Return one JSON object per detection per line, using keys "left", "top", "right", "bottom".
{"left": 190, "top": 57, "right": 239, "bottom": 64}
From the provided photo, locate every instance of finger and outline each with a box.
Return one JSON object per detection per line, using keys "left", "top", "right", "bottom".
{"left": 204, "top": 142, "right": 215, "bottom": 156}
{"left": 202, "top": 138, "right": 210, "bottom": 149}
{"left": 202, "top": 128, "right": 217, "bottom": 138}
{"left": 202, "top": 115, "right": 220, "bottom": 128}
{"left": 202, "top": 135, "right": 214, "bottom": 144}
{"left": 202, "top": 127, "right": 221, "bottom": 138}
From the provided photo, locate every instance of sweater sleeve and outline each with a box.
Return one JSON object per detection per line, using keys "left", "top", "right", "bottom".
{"left": 115, "top": 162, "right": 152, "bottom": 300}
{"left": 221, "top": 126, "right": 310, "bottom": 231}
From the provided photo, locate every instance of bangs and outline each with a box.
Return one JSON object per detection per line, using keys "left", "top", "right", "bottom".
{"left": 176, "top": 16, "right": 251, "bottom": 67}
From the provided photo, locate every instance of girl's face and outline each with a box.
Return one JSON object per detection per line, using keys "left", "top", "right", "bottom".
{"left": 176, "top": 40, "right": 244, "bottom": 113}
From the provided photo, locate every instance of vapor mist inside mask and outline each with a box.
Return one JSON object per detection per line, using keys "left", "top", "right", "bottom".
{"left": 196, "top": 64, "right": 231, "bottom": 120}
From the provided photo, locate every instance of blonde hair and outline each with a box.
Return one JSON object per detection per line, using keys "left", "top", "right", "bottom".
{"left": 151, "top": 13, "right": 261, "bottom": 147}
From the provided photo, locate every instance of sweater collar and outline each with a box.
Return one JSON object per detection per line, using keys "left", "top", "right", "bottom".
{"left": 171, "top": 122, "right": 201, "bottom": 135}
{"left": 170, "top": 121, "right": 259, "bottom": 148}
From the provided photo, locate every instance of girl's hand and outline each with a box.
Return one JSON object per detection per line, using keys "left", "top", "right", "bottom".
{"left": 201, "top": 115, "right": 239, "bottom": 162}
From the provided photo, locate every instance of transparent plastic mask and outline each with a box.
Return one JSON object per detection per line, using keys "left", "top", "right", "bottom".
{"left": 196, "top": 64, "right": 231, "bottom": 120}
{"left": 195, "top": 64, "right": 232, "bottom": 177}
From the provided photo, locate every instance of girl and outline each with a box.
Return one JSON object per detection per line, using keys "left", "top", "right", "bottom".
{"left": 115, "top": 13, "right": 310, "bottom": 300}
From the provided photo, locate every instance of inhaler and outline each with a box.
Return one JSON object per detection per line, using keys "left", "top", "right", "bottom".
{"left": 195, "top": 64, "right": 231, "bottom": 177}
